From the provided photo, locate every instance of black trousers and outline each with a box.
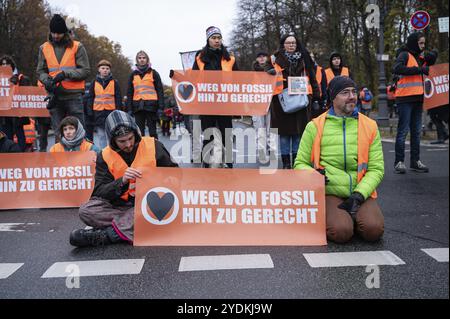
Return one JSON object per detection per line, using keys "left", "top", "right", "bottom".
{"left": 134, "top": 111, "right": 158, "bottom": 138}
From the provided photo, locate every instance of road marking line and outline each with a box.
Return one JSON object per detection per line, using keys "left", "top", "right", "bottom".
{"left": 0, "top": 223, "right": 39, "bottom": 232}
{"left": 303, "top": 251, "right": 406, "bottom": 268}
{"left": 421, "top": 248, "right": 449, "bottom": 262}
{"left": 41, "top": 259, "right": 145, "bottom": 278}
{"left": 179, "top": 254, "right": 274, "bottom": 272}
{"left": 0, "top": 263, "right": 24, "bottom": 279}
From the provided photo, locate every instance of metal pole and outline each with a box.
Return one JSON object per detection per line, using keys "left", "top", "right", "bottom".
{"left": 376, "top": 0, "right": 390, "bottom": 127}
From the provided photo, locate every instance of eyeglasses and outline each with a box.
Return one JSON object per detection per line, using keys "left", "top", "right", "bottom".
{"left": 338, "top": 89, "right": 357, "bottom": 97}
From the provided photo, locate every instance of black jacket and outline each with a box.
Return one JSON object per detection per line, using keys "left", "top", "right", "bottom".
{"left": 0, "top": 134, "right": 21, "bottom": 153}
{"left": 92, "top": 139, "right": 178, "bottom": 206}
{"left": 126, "top": 67, "right": 164, "bottom": 113}
{"left": 86, "top": 75, "right": 123, "bottom": 127}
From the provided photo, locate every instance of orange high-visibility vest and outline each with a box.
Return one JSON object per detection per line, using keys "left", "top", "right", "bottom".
{"left": 41, "top": 41, "right": 85, "bottom": 90}
{"left": 93, "top": 81, "right": 115, "bottom": 111}
{"left": 316, "top": 65, "right": 323, "bottom": 95}
{"left": 50, "top": 140, "right": 93, "bottom": 152}
{"left": 102, "top": 137, "right": 156, "bottom": 201}
{"left": 325, "top": 67, "right": 349, "bottom": 85}
{"left": 195, "top": 55, "right": 235, "bottom": 71}
{"left": 50, "top": 140, "right": 93, "bottom": 153}
{"left": 395, "top": 53, "right": 424, "bottom": 98}
{"left": 311, "top": 111, "right": 378, "bottom": 199}
{"left": 273, "top": 63, "right": 313, "bottom": 95}
{"left": 23, "top": 118, "right": 36, "bottom": 144}
{"left": 133, "top": 72, "right": 158, "bottom": 101}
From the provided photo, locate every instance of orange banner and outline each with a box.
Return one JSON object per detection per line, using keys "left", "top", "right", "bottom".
{"left": 424, "top": 63, "right": 449, "bottom": 110}
{"left": 0, "top": 152, "right": 96, "bottom": 210}
{"left": 0, "top": 86, "right": 50, "bottom": 117}
{"left": 134, "top": 168, "right": 326, "bottom": 246}
{"left": 171, "top": 70, "right": 277, "bottom": 116}
{"left": 0, "top": 66, "right": 14, "bottom": 111}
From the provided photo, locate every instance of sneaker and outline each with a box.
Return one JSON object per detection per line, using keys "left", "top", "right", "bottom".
{"left": 394, "top": 161, "right": 407, "bottom": 174}
{"left": 410, "top": 160, "right": 429, "bottom": 173}
{"left": 69, "top": 228, "right": 113, "bottom": 247}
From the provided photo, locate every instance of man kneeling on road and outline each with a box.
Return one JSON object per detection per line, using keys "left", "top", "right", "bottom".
{"left": 70, "top": 110, "right": 177, "bottom": 247}
{"left": 294, "top": 76, "right": 385, "bottom": 243}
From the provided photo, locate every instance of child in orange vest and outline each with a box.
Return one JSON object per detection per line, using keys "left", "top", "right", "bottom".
{"left": 50, "top": 116, "right": 100, "bottom": 153}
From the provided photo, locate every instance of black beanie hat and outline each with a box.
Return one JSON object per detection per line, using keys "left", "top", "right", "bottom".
{"left": 50, "top": 14, "right": 68, "bottom": 34}
{"left": 406, "top": 32, "right": 424, "bottom": 54}
{"left": 328, "top": 76, "right": 357, "bottom": 102}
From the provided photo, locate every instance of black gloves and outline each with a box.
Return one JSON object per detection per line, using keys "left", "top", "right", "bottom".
{"left": 316, "top": 168, "right": 330, "bottom": 185}
{"left": 338, "top": 192, "right": 365, "bottom": 214}
{"left": 169, "top": 70, "right": 175, "bottom": 79}
{"left": 421, "top": 66, "right": 430, "bottom": 76}
{"left": 267, "top": 68, "right": 276, "bottom": 76}
{"left": 312, "top": 101, "right": 320, "bottom": 111}
{"left": 43, "top": 78, "right": 55, "bottom": 92}
{"left": 52, "top": 72, "right": 66, "bottom": 84}
{"left": 9, "top": 75, "right": 19, "bottom": 85}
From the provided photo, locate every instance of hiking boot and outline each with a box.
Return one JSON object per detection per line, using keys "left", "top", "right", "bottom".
{"left": 410, "top": 160, "right": 429, "bottom": 173}
{"left": 69, "top": 227, "right": 121, "bottom": 247}
{"left": 394, "top": 161, "right": 407, "bottom": 174}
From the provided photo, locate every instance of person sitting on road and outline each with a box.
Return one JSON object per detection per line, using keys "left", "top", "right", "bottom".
{"left": 70, "top": 110, "right": 177, "bottom": 247}
{"left": 294, "top": 76, "right": 385, "bottom": 243}
{"left": 0, "top": 130, "right": 21, "bottom": 153}
{"left": 49, "top": 116, "right": 100, "bottom": 154}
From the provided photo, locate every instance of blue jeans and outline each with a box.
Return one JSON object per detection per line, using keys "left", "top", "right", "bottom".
{"left": 280, "top": 135, "right": 300, "bottom": 156}
{"left": 395, "top": 101, "right": 423, "bottom": 164}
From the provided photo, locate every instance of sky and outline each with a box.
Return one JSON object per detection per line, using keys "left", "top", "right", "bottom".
{"left": 46, "top": 0, "right": 238, "bottom": 85}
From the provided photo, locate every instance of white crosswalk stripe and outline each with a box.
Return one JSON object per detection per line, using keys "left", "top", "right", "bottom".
{"left": 421, "top": 248, "right": 449, "bottom": 262}
{"left": 41, "top": 259, "right": 145, "bottom": 278}
{"left": 0, "top": 263, "right": 24, "bottom": 279}
{"left": 179, "top": 254, "right": 274, "bottom": 272}
{"left": 303, "top": 251, "right": 406, "bottom": 268}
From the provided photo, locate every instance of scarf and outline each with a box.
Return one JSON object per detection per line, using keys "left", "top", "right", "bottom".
{"left": 60, "top": 120, "right": 86, "bottom": 149}
{"left": 284, "top": 51, "right": 302, "bottom": 65}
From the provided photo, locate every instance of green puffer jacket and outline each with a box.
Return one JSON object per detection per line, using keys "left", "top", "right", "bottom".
{"left": 294, "top": 110, "right": 384, "bottom": 200}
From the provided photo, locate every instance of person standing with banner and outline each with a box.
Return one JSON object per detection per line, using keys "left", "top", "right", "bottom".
{"left": 70, "top": 111, "right": 177, "bottom": 247}
{"left": 49, "top": 116, "right": 100, "bottom": 153}
{"left": 192, "top": 26, "right": 239, "bottom": 168}
{"left": 392, "top": 32, "right": 438, "bottom": 174}
{"left": 0, "top": 55, "right": 32, "bottom": 151}
{"left": 126, "top": 51, "right": 164, "bottom": 139}
{"left": 36, "top": 14, "right": 90, "bottom": 135}
{"left": 270, "top": 33, "right": 320, "bottom": 169}
{"left": 294, "top": 76, "right": 385, "bottom": 244}
{"left": 87, "top": 60, "right": 122, "bottom": 149}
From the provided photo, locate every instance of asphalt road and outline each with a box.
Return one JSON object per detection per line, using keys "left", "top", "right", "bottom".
{"left": 0, "top": 122, "right": 448, "bottom": 299}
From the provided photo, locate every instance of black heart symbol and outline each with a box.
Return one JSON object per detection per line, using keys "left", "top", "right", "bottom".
{"left": 179, "top": 84, "right": 193, "bottom": 100}
{"left": 146, "top": 192, "right": 175, "bottom": 221}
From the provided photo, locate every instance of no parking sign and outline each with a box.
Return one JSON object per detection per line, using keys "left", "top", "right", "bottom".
{"left": 410, "top": 11, "right": 431, "bottom": 30}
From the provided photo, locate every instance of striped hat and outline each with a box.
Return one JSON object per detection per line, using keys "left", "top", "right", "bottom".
{"left": 105, "top": 111, "right": 142, "bottom": 151}
{"left": 206, "top": 26, "right": 222, "bottom": 40}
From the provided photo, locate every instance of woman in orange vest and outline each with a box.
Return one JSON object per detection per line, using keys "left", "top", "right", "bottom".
{"left": 324, "top": 52, "right": 352, "bottom": 89}
{"left": 86, "top": 60, "right": 122, "bottom": 149}
{"left": 50, "top": 116, "right": 99, "bottom": 153}
{"left": 270, "top": 33, "right": 320, "bottom": 169}
{"left": 392, "top": 32, "right": 438, "bottom": 174}
{"left": 126, "top": 50, "right": 164, "bottom": 139}
{"left": 191, "top": 26, "right": 239, "bottom": 168}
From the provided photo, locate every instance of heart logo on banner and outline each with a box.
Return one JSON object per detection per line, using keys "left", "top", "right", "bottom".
{"left": 146, "top": 191, "right": 175, "bottom": 222}
{"left": 178, "top": 83, "right": 194, "bottom": 101}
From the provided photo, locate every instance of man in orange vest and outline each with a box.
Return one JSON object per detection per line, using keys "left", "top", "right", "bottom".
{"left": 392, "top": 32, "right": 438, "bottom": 174}
{"left": 70, "top": 110, "right": 177, "bottom": 247}
{"left": 36, "top": 14, "right": 90, "bottom": 136}
{"left": 324, "top": 52, "right": 352, "bottom": 88}
{"left": 294, "top": 76, "right": 385, "bottom": 243}
{"left": 126, "top": 50, "right": 164, "bottom": 139}
{"left": 192, "top": 26, "right": 239, "bottom": 168}
{"left": 86, "top": 60, "right": 122, "bottom": 149}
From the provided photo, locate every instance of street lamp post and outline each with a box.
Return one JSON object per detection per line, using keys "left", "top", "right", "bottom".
{"left": 376, "top": 0, "right": 390, "bottom": 127}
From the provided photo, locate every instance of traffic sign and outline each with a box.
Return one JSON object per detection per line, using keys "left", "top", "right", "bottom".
{"left": 410, "top": 11, "right": 431, "bottom": 30}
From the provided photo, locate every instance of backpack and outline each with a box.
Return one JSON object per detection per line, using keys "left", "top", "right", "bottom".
{"left": 362, "top": 88, "right": 373, "bottom": 102}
